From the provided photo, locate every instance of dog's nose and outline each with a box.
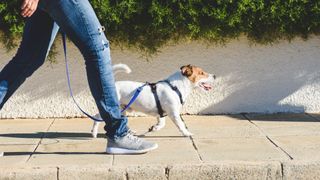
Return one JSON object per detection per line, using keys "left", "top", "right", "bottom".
{"left": 213, "top": 75, "right": 216, "bottom": 79}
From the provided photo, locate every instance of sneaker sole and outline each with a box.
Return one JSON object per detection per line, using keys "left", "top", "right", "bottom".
{"left": 106, "top": 144, "right": 158, "bottom": 155}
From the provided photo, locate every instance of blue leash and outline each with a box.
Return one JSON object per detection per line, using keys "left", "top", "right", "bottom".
{"left": 62, "top": 33, "right": 144, "bottom": 122}
{"left": 121, "top": 83, "right": 148, "bottom": 112}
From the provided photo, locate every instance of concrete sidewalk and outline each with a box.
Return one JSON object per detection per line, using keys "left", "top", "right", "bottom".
{"left": 1, "top": 114, "right": 320, "bottom": 179}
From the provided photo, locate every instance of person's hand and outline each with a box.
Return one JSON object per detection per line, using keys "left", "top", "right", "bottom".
{"left": 21, "top": 0, "right": 39, "bottom": 17}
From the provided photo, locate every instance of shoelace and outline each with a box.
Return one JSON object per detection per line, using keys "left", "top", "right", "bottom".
{"left": 126, "top": 130, "right": 141, "bottom": 143}
{"left": 127, "top": 129, "right": 137, "bottom": 135}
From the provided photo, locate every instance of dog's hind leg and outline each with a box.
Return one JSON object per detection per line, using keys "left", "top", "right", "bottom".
{"left": 91, "top": 121, "right": 100, "bottom": 138}
{"left": 150, "top": 117, "right": 166, "bottom": 132}
{"left": 91, "top": 114, "right": 102, "bottom": 138}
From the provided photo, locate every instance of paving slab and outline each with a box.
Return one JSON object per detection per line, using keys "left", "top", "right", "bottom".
{"left": 28, "top": 138, "right": 112, "bottom": 166}
{"left": 0, "top": 119, "right": 53, "bottom": 166}
{"left": 246, "top": 113, "right": 320, "bottom": 161}
{"left": 0, "top": 119, "right": 54, "bottom": 132}
{"left": 0, "top": 143, "right": 35, "bottom": 166}
{"left": 46, "top": 118, "right": 99, "bottom": 135}
{"left": 246, "top": 113, "right": 320, "bottom": 137}
{"left": 271, "top": 136, "right": 320, "bottom": 161}
{"left": 183, "top": 115, "right": 264, "bottom": 139}
{"left": 25, "top": 118, "right": 112, "bottom": 166}
{"left": 194, "top": 138, "right": 289, "bottom": 162}
{"left": 0, "top": 119, "right": 53, "bottom": 144}
{"left": 0, "top": 155, "right": 30, "bottom": 167}
{"left": 113, "top": 138, "right": 200, "bottom": 166}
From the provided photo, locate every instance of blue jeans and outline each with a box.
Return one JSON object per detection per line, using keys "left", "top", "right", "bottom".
{"left": 0, "top": 0, "right": 128, "bottom": 139}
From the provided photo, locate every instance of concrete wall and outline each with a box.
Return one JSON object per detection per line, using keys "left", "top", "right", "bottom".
{"left": 0, "top": 36, "right": 319, "bottom": 118}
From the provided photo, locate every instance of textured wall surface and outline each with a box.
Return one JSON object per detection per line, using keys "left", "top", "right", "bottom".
{"left": 0, "top": 36, "right": 319, "bottom": 118}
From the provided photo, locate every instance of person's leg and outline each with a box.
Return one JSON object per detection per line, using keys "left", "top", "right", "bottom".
{"left": 40, "top": 0, "right": 157, "bottom": 154}
{"left": 39, "top": 0, "right": 128, "bottom": 139}
{"left": 0, "top": 9, "right": 59, "bottom": 109}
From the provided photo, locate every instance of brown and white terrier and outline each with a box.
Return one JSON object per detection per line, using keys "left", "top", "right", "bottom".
{"left": 91, "top": 64, "right": 216, "bottom": 137}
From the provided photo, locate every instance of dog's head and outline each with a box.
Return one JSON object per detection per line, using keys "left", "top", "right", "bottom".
{"left": 180, "top": 64, "right": 216, "bottom": 91}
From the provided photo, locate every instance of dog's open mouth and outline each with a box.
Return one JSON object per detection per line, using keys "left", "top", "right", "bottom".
{"left": 199, "top": 82, "right": 213, "bottom": 91}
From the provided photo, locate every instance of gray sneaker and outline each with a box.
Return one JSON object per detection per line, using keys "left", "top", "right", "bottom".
{"left": 106, "top": 133, "right": 158, "bottom": 154}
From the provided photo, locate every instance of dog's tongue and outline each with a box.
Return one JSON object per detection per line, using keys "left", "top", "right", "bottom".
{"left": 201, "top": 82, "right": 212, "bottom": 91}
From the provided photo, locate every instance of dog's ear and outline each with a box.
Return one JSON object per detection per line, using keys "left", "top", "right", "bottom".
{"left": 180, "top": 64, "right": 193, "bottom": 77}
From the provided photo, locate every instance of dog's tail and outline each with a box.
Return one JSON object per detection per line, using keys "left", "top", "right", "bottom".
{"left": 112, "top": 63, "right": 131, "bottom": 75}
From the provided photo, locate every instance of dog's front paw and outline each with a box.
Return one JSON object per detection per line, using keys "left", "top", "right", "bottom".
{"left": 182, "top": 131, "right": 193, "bottom": 137}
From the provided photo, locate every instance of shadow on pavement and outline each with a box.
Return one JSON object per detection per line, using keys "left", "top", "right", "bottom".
{"left": 3, "top": 152, "right": 107, "bottom": 156}
{"left": 0, "top": 132, "right": 187, "bottom": 139}
{"left": 0, "top": 132, "right": 101, "bottom": 140}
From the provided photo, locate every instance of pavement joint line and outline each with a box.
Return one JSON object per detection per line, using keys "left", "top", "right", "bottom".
{"left": 189, "top": 135, "right": 203, "bottom": 162}
{"left": 165, "top": 166, "right": 170, "bottom": 180}
{"left": 280, "top": 161, "right": 284, "bottom": 180}
{"left": 305, "top": 113, "right": 320, "bottom": 121}
{"left": 25, "top": 118, "right": 56, "bottom": 163}
{"left": 125, "top": 170, "right": 129, "bottom": 180}
{"left": 180, "top": 115, "right": 203, "bottom": 162}
{"left": 57, "top": 166, "right": 60, "bottom": 180}
{"left": 242, "top": 113, "right": 294, "bottom": 161}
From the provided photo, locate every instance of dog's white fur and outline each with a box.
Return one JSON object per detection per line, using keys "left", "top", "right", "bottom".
{"left": 91, "top": 64, "right": 215, "bottom": 137}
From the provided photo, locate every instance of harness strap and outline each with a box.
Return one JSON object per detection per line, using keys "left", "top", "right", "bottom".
{"left": 149, "top": 83, "right": 165, "bottom": 118}
{"left": 160, "top": 80, "right": 184, "bottom": 104}
{"left": 148, "top": 80, "right": 184, "bottom": 118}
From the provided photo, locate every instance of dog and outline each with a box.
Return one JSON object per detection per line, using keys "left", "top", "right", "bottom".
{"left": 91, "top": 64, "right": 216, "bottom": 137}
